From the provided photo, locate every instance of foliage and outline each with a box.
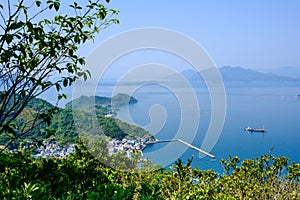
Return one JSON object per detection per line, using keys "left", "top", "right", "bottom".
{"left": 0, "top": 149, "right": 300, "bottom": 199}
{"left": 0, "top": 146, "right": 137, "bottom": 199}
{"left": 0, "top": 0, "right": 119, "bottom": 150}
{"left": 115, "top": 118, "right": 153, "bottom": 139}
{"left": 48, "top": 108, "right": 78, "bottom": 146}
{"left": 97, "top": 117, "right": 127, "bottom": 140}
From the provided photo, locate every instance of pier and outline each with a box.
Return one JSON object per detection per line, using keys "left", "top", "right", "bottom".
{"left": 145, "top": 139, "right": 216, "bottom": 159}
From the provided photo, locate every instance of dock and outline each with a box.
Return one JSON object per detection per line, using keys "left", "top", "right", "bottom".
{"left": 145, "top": 139, "right": 215, "bottom": 159}
{"left": 145, "top": 139, "right": 176, "bottom": 144}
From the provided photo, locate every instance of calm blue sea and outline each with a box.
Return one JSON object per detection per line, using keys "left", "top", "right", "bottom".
{"left": 113, "top": 82, "right": 300, "bottom": 174}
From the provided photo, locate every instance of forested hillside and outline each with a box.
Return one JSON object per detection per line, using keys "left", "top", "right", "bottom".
{"left": 0, "top": 94, "right": 151, "bottom": 148}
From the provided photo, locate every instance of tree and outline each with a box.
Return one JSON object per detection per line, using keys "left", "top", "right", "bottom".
{"left": 0, "top": 0, "right": 119, "bottom": 151}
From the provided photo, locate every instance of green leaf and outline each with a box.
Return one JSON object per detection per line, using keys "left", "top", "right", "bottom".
{"left": 26, "top": 21, "right": 33, "bottom": 30}
{"left": 54, "top": 2, "right": 60, "bottom": 11}
{"left": 74, "top": 34, "right": 80, "bottom": 43}
{"left": 55, "top": 83, "right": 62, "bottom": 91}
{"left": 4, "top": 34, "right": 13, "bottom": 43}
{"left": 58, "top": 94, "right": 67, "bottom": 100}
{"left": 83, "top": 73, "right": 87, "bottom": 81}
{"left": 63, "top": 78, "right": 68, "bottom": 87}
{"left": 99, "top": 9, "right": 107, "bottom": 20}
{"left": 36, "top": 0, "right": 41, "bottom": 7}
{"left": 8, "top": 22, "right": 25, "bottom": 31}
{"left": 85, "top": 70, "right": 91, "bottom": 78}
{"left": 78, "top": 58, "right": 85, "bottom": 65}
{"left": 77, "top": 71, "right": 83, "bottom": 77}
{"left": 68, "top": 48, "right": 74, "bottom": 56}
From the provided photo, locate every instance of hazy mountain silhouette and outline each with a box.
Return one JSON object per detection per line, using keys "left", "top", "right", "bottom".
{"left": 170, "top": 66, "right": 300, "bottom": 82}
{"left": 260, "top": 66, "right": 300, "bottom": 79}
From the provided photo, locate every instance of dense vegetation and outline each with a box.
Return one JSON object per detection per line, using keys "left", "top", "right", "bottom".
{"left": 1, "top": 145, "right": 300, "bottom": 199}
{"left": 0, "top": 95, "right": 150, "bottom": 148}
{"left": 0, "top": 96, "right": 57, "bottom": 150}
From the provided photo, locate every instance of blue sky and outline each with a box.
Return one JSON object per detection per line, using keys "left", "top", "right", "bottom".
{"left": 82, "top": 0, "right": 300, "bottom": 70}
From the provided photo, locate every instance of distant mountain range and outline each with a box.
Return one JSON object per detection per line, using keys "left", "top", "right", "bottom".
{"left": 219, "top": 66, "right": 300, "bottom": 82}
{"left": 259, "top": 66, "right": 300, "bottom": 79}
{"left": 172, "top": 66, "right": 300, "bottom": 82}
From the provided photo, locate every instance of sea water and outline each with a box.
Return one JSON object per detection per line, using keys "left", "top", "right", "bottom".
{"left": 114, "top": 82, "right": 300, "bottom": 174}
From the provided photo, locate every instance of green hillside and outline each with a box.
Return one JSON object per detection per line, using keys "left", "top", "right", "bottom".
{"left": 0, "top": 97, "right": 56, "bottom": 149}
{"left": 0, "top": 94, "right": 150, "bottom": 148}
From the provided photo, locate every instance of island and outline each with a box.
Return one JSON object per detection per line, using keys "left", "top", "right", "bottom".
{"left": 111, "top": 93, "right": 138, "bottom": 105}
{"left": 65, "top": 93, "right": 138, "bottom": 117}
{"left": 66, "top": 93, "right": 137, "bottom": 108}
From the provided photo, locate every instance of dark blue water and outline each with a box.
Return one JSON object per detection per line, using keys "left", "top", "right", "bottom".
{"left": 115, "top": 82, "right": 300, "bottom": 173}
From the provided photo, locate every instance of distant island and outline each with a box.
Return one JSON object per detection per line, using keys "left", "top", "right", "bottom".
{"left": 66, "top": 93, "right": 138, "bottom": 109}
{"left": 219, "top": 66, "right": 300, "bottom": 82}
{"left": 65, "top": 93, "right": 138, "bottom": 117}
{"left": 260, "top": 66, "right": 300, "bottom": 79}
{"left": 168, "top": 66, "right": 300, "bottom": 83}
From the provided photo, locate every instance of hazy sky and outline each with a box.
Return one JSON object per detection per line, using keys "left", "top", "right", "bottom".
{"left": 82, "top": 0, "right": 300, "bottom": 70}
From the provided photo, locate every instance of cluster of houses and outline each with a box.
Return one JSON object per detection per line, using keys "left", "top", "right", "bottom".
{"left": 2, "top": 135, "right": 155, "bottom": 160}
{"left": 107, "top": 135, "right": 154, "bottom": 158}
{"left": 33, "top": 142, "right": 76, "bottom": 159}
{"left": 31, "top": 135, "right": 155, "bottom": 159}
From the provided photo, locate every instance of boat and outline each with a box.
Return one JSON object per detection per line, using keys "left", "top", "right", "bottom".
{"left": 244, "top": 126, "right": 265, "bottom": 132}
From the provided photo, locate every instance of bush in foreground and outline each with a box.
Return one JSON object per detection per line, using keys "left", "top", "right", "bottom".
{"left": 0, "top": 146, "right": 300, "bottom": 199}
